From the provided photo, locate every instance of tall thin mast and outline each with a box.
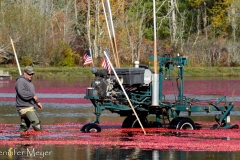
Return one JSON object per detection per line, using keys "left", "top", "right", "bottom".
{"left": 151, "top": 0, "right": 159, "bottom": 106}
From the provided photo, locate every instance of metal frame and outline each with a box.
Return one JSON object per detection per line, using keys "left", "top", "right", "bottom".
{"left": 84, "top": 55, "right": 236, "bottom": 129}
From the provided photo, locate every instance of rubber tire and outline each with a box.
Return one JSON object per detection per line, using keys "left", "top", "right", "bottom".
{"left": 169, "top": 117, "right": 196, "bottom": 130}
{"left": 80, "top": 123, "right": 91, "bottom": 132}
{"left": 122, "top": 115, "right": 149, "bottom": 128}
{"left": 168, "top": 117, "right": 184, "bottom": 129}
{"left": 122, "top": 116, "right": 136, "bottom": 128}
{"left": 176, "top": 117, "right": 196, "bottom": 130}
{"left": 210, "top": 124, "right": 219, "bottom": 130}
{"left": 81, "top": 123, "right": 101, "bottom": 133}
{"left": 230, "top": 124, "right": 239, "bottom": 129}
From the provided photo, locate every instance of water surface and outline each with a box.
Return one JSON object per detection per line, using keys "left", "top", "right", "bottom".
{"left": 1, "top": 77, "right": 240, "bottom": 159}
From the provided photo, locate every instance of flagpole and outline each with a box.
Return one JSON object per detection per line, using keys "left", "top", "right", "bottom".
{"left": 103, "top": 51, "right": 146, "bottom": 135}
{"left": 89, "top": 48, "right": 95, "bottom": 67}
{"left": 101, "top": 0, "right": 118, "bottom": 68}
{"left": 104, "top": 0, "right": 120, "bottom": 68}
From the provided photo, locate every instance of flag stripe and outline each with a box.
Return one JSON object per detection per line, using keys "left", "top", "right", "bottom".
{"left": 101, "top": 50, "right": 111, "bottom": 74}
{"left": 83, "top": 50, "right": 93, "bottom": 66}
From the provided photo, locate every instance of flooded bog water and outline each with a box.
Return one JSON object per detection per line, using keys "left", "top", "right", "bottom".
{"left": 1, "top": 77, "right": 240, "bottom": 159}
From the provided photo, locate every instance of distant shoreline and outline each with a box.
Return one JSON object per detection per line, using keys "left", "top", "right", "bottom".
{"left": 1, "top": 66, "right": 240, "bottom": 79}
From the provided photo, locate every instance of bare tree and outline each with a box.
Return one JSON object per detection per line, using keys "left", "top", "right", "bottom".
{"left": 170, "top": 0, "right": 177, "bottom": 44}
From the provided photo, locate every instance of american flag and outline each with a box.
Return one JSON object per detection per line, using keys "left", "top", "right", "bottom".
{"left": 101, "top": 50, "right": 111, "bottom": 74}
{"left": 83, "top": 49, "right": 92, "bottom": 66}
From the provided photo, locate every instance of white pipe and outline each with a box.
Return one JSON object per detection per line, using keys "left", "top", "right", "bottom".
{"left": 152, "top": 74, "right": 159, "bottom": 105}
{"left": 152, "top": 0, "right": 159, "bottom": 106}
{"left": 103, "top": 51, "right": 146, "bottom": 135}
{"left": 10, "top": 38, "right": 22, "bottom": 75}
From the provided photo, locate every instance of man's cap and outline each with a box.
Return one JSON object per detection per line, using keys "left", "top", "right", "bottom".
{"left": 24, "top": 66, "right": 35, "bottom": 75}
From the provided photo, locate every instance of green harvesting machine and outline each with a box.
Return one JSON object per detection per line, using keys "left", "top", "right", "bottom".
{"left": 81, "top": 54, "right": 238, "bottom": 132}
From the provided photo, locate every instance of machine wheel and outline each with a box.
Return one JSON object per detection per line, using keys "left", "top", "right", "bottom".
{"left": 131, "top": 117, "right": 149, "bottom": 128}
{"left": 210, "top": 124, "right": 219, "bottom": 130}
{"left": 80, "top": 123, "right": 101, "bottom": 133}
{"left": 80, "top": 123, "right": 91, "bottom": 132}
{"left": 122, "top": 115, "right": 149, "bottom": 128}
{"left": 230, "top": 124, "right": 239, "bottom": 129}
{"left": 169, "top": 117, "right": 196, "bottom": 130}
{"left": 122, "top": 116, "right": 135, "bottom": 128}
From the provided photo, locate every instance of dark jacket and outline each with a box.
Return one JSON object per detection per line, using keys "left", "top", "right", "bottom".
{"left": 15, "top": 75, "right": 36, "bottom": 109}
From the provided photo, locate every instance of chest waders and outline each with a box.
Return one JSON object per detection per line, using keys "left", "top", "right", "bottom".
{"left": 19, "top": 111, "right": 41, "bottom": 132}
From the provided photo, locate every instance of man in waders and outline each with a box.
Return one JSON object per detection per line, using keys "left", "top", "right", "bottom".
{"left": 15, "top": 66, "right": 43, "bottom": 132}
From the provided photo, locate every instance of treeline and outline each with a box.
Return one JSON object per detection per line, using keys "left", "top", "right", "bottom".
{"left": 0, "top": 0, "right": 240, "bottom": 67}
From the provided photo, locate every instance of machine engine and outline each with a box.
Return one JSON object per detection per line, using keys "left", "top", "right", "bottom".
{"left": 86, "top": 66, "right": 152, "bottom": 100}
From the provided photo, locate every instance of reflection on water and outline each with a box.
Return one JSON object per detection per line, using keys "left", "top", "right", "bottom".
{"left": 1, "top": 77, "right": 240, "bottom": 159}
{"left": 0, "top": 80, "right": 9, "bottom": 88}
{"left": 0, "top": 145, "right": 239, "bottom": 160}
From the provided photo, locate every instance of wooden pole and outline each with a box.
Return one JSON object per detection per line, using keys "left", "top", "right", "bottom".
{"left": 10, "top": 38, "right": 22, "bottom": 75}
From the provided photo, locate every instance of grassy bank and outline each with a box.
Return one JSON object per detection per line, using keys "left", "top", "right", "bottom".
{"left": 184, "top": 67, "right": 240, "bottom": 77}
{"left": 1, "top": 66, "right": 240, "bottom": 79}
{"left": 0, "top": 66, "right": 95, "bottom": 79}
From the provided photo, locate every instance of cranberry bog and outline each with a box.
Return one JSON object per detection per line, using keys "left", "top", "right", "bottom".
{"left": 1, "top": 77, "right": 240, "bottom": 159}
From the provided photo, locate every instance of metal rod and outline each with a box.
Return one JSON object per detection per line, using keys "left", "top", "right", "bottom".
{"left": 151, "top": 0, "right": 159, "bottom": 106}
{"left": 103, "top": 51, "right": 146, "bottom": 135}
{"left": 153, "top": 0, "right": 157, "bottom": 73}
